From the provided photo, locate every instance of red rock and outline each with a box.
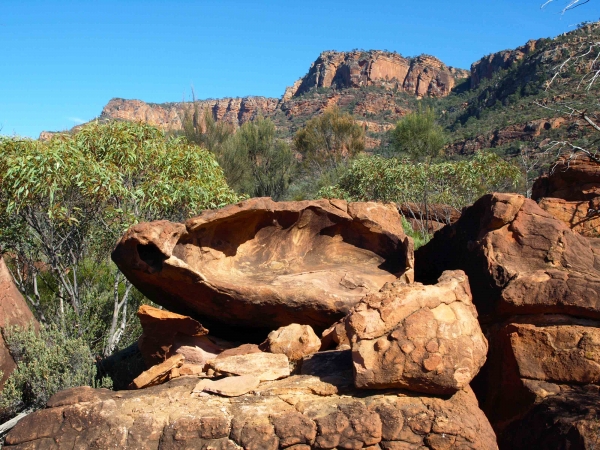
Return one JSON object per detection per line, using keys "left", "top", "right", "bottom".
{"left": 538, "top": 197, "right": 600, "bottom": 237}
{"left": 261, "top": 324, "right": 321, "bottom": 361}
{"left": 112, "top": 198, "right": 414, "bottom": 333}
{"left": 4, "top": 377, "right": 497, "bottom": 449}
{"left": 136, "top": 304, "right": 209, "bottom": 367}
{"left": 346, "top": 270, "right": 487, "bottom": 395}
{"left": 128, "top": 354, "right": 185, "bottom": 389}
{"left": 216, "top": 343, "right": 262, "bottom": 360}
{"left": 533, "top": 154, "right": 600, "bottom": 201}
{"left": 415, "top": 193, "right": 600, "bottom": 320}
{"left": 0, "top": 257, "right": 39, "bottom": 390}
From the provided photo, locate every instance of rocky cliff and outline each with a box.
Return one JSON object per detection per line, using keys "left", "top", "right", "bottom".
{"left": 290, "top": 50, "right": 469, "bottom": 98}
{"left": 100, "top": 96, "right": 279, "bottom": 131}
{"left": 470, "top": 39, "right": 540, "bottom": 89}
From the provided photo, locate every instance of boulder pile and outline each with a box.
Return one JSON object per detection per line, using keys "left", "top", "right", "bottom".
{"left": 6, "top": 174, "right": 600, "bottom": 449}
{"left": 416, "top": 192, "right": 600, "bottom": 448}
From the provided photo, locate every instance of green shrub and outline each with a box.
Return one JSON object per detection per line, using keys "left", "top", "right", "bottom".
{"left": 0, "top": 324, "right": 112, "bottom": 418}
{"left": 401, "top": 216, "right": 431, "bottom": 250}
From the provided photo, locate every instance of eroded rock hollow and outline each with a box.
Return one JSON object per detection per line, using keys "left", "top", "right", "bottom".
{"left": 112, "top": 198, "right": 414, "bottom": 333}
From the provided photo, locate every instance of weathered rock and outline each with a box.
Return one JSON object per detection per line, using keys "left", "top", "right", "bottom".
{"left": 416, "top": 193, "right": 600, "bottom": 320}
{"left": 129, "top": 354, "right": 185, "bottom": 389}
{"left": 112, "top": 198, "right": 414, "bottom": 333}
{"left": 261, "top": 324, "right": 321, "bottom": 361}
{"left": 301, "top": 350, "right": 354, "bottom": 388}
{"left": 321, "top": 320, "right": 351, "bottom": 350}
{"left": 216, "top": 343, "right": 262, "bottom": 360}
{"left": 532, "top": 154, "right": 600, "bottom": 202}
{"left": 294, "top": 50, "right": 468, "bottom": 98}
{"left": 538, "top": 197, "right": 600, "bottom": 237}
{"left": 208, "top": 352, "right": 290, "bottom": 382}
{"left": 137, "top": 304, "right": 210, "bottom": 367}
{"left": 0, "top": 257, "right": 39, "bottom": 391}
{"left": 498, "top": 383, "right": 600, "bottom": 450}
{"left": 474, "top": 315, "right": 600, "bottom": 433}
{"left": 4, "top": 376, "right": 498, "bottom": 449}
{"left": 194, "top": 375, "right": 260, "bottom": 397}
{"left": 346, "top": 270, "right": 487, "bottom": 394}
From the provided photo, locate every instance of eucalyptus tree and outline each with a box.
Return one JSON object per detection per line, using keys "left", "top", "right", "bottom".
{"left": 0, "top": 121, "right": 239, "bottom": 356}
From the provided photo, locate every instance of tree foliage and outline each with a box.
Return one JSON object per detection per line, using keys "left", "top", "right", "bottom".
{"left": 318, "top": 152, "right": 522, "bottom": 210}
{"left": 0, "top": 121, "right": 238, "bottom": 358}
{"left": 294, "top": 107, "right": 365, "bottom": 173}
{"left": 218, "top": 117, "right": 295, "bottom": 200}
{"left": 0, "top": 324, "right": 111, "bottom": 419}
{"left": 389, "top": 108, "right": 446, "bottom": 161}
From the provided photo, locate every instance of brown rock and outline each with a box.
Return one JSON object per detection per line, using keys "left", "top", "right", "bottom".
{"left": 533, "top": 154, "right": 600, "bottom": 202}
{"left": 216, "top": 343, "right": 262, "bottom": 360}
{"left": 0, "top": 257, "right": 39, "bottom": 390}
{"left": 321, "top": 320, "right": 351, "bottom": 350}
{"left": 294, "top": 50, "right": 468, "bottom": 98}
{"left": 538, "top": 197, "right": 600, "bottom": 237}
{"left": 128, "top": 353, "right": 185, "bottom": 389}
{"left": 179, "top": 363, "right": 205, "bottom": 376}
{"left": 136, "top": 304, "right": 214, "bottom": 368}
{"left": 207, "top": 352, "right": 290, "bottom": 381}
{"left": 112, "top": 198, "right": 414, "bottom": 333}
{"left": 194, "top": 375, "right": 260, "bottom": 397}
{"left": 5, "top": 377, "right": 497, "bottom": 449}
{"left": 261, "top": 323, "right": 321, "bottom": 361}
{"left": 346, "top": 270, "right": 487, "bottom": 394}
{"left": 415, "top": 193, "right": 600, "bottom": 320}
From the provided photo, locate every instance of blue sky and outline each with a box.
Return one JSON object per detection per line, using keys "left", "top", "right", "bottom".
{"left": 1, "top": 0, "right": 598, "bottom": 138}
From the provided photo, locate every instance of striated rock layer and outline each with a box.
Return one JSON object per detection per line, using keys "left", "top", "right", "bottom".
{"left": 112, "top": 198, "right": 414, "bottom": 334}
{"left": 4, "top": 374, "right": 498, "bottom": 449}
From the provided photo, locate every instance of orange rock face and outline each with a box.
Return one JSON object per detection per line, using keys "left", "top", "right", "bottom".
{"left": 294, "top": 51, "right": 468, "bottom": 98}
{"left": 112, "top": 198, "right": 414, "bottom": 333}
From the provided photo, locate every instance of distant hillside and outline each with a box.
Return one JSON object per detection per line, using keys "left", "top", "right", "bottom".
{"left": 44, "top": 23, "right": 600, "bottom": 157}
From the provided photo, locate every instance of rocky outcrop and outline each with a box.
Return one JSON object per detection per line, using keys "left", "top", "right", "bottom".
{"left": 0, "top": 257, "right": 38, "bottom": 391}
{"left": 4, "top": 370, "right": 498, "bottom": 449}
{"left": 294, "top": 50, "right": 469, "bottom": 98}
{"left": 532, "top": 154, "right": 600, "bottom": 237}
{"left": 112, "top": 198, "right": 414, "bottom": 334}
{"left": 447, "top": 117, "right": 567, "bottom": 155}
{"left": 416, "top": 193, "right": 600, "bottom": 320}
{"left": 345, "top": 270, "right": 487, "bottom": 395}
{"left": 100, "top": 96, "right": 279, "bottom": 131}
{"left": 415, "top": 192, "right": 600, "bottom": 446}
{"left": 470, "top": 39, "right": 540, "bottom": 89}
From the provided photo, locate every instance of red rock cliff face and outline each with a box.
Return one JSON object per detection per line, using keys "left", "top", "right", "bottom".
{"left": 470, "top": 40, "right": 540, "bottom": 89}
{"left": 291, "top": 50, "right": 469, "bottom": 98}
{"left": 100, "top": 97, "right": 279, "bottom": 131}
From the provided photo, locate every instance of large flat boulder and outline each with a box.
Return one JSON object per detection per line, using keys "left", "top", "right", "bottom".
{"left": 4, "top": 376, "right": 498, "bottom": 449}
{"left": 346, "top": 270, "right": 487, "bottom": 394}
{"left": 112, "top": 198, "right": 414, "bottom": 333}
{"left": 416, "top": 193, "right": 600, "bottom": 320}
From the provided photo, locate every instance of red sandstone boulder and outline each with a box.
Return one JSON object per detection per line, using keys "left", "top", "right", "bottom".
{"left": 4, "top": 375, "right": 498, "bottom": 449}
{"left": 112, "top": 198, "right": 414, "bottom": 333}
{"left": 0, "top": 257, "right": 38, "bottom": 390}
{"left": 416, "top": 193, "right": 600, "bottom": 320}
{"left": 346, "top": 270, "right": 487, "bottom": 395}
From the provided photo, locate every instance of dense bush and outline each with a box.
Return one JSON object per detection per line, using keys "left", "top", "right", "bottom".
{"left": 318, "top": 151, "right": 521, "bottom": 210}
{"left": 0, "top": 324, "right": 111, "bottom": 419}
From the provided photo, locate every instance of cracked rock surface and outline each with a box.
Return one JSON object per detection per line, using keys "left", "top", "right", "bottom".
{"left": 4, "top": 374, "right": 497, "bottom": 449}
{"left": 346, "top": 270, "right": 487, "bottom": 395}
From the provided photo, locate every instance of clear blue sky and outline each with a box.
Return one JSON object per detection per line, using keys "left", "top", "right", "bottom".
{"left": 1, "top": 0, "right": 598, "bottom": 138}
